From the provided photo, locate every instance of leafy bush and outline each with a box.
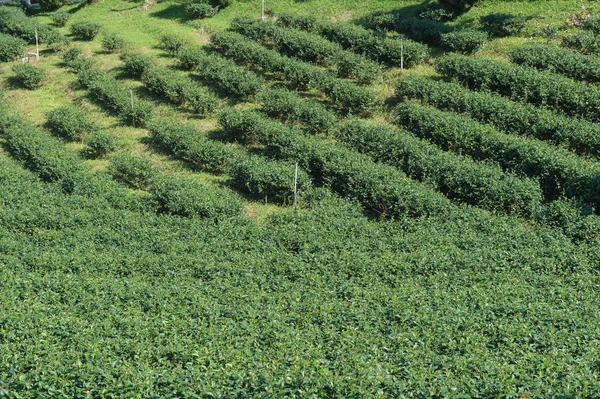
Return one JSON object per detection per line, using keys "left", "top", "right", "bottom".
{"left": 394, "top": 17, "right": 453, "bottom": 45}
{"left": 394, "top": 101, "right": 600, "bottom": 206}
{"left": 120, "top": 52, "right": 153, "bottom": 76}
{"left": 511, "top": 44, "right": 600, "bottom": 83}
{"left": 440, "top": 29, "right": 487, "bottom": 53}
{"left": 39, "top": 0, "right": 68, "bottom": 11}
{"left": 434, "top": 53, "right": 600, "bottom": 122}
{"left": 480, "top": 13, "right": 528, "bottom": 37}
{"left": 0, "top": 32, "right": 25, "bottom": 62}
{"left": 417, "top": 2, "right": 455, "bottom": 22}
{"left": 151, "top": 174, "right": 242, "bottom": 218}
{"left": 258, "top": 88, "right": 336, "bottom": 135}
{"left": 46, "top": 106, "right": 96, "bottom": 141}
{"left": 186, "top": 2, "right": 218, "bottom": 19}
{"left": 108, "top": 152, "right": 157, "bottom": 189}
{"left": 70, "top": 21, "right": 102, "bottom": 40}
{"left": 60, "top": 46, "right": 82, "bottom": 66}
{"left": 0, "top": 7, "right": 64, "bottom": 44}
{"left": 158, "top": 33, "right": 186, "bottom": 55}
{"left": 580, "top": 16, "right": 600, "bottom": 34}
{"left": 439, "top": 0, "right": 478, "bottom": 13}
{"left": 101, "top": 32, "right": 125, "bottom": 53}
{"left": 538, "top": 24, "right": 559, "bottom": 40}
{"left": 148, "top": 119, "right": 239, "bottom": 174}
{"left": 396, "top": 76, "right": 600, "bottom": 157}
{"left": 562, "top": 31, "right": 600, "bottom": 55}
{"left": 50, "top": 11, "right": 71, "bottom": 27}
{"left": 175, "top": 45, "right": 204, "bottom": 70}
{"left": 82, "top": 131, "right": 116, "bottom": 158}
{"left": 12, "top": 64, "right": 45, "bottom": 89}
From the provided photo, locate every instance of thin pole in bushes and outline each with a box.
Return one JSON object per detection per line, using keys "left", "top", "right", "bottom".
{"left": 129, "top": 89, "right": 135, "bottom": 128}
{"left": 261, "top": 0, "right": 265, "bottom": 21}
{"left": 293, "top": 159, "right": 298, "bottom": 211}
{"left": 401, "top": 37, "right": 404, "bottom": 72}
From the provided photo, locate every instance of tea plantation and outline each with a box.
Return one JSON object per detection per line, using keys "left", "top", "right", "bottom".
{"left": 1, "top": 0, "right": 600, "bottom": 397}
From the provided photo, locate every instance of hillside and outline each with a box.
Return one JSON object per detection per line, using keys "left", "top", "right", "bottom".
{"left": 1, "top": 0, "right": 600, "bottom": 397}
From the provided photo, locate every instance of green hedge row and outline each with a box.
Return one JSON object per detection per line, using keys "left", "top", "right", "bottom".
{"left": 277, "top": 12, "right": 428, "bottom": 67}
{"left": 393, "top": 17, "right": 452, "bottom": 46}
{"left": 435, "top": 53, "right": 600, "bottom": 122}
{"left": 396, "top": 76, "right": 600, "bottom": 157}
{"left": 122, "top": 54, "right": 219, "bottom": 116}
{"left": 70, "top": 58, "right": 155, "bottom": 127}
{"left": 218, "top": 109, "right": 454, "bottom": 218}
{"left": 173, "top": 45, "right": 263, "bottom": 99}
{"left": 229, "top": 16, "right": 381, "bottom": 83}
{"left": 394, "top": 102, "right": 600, "bottom": 206}
{"left": 209, "top": 31, "right": 379, "bottom": 116}
{"left": 148, "top": 119, "right": 307, "bottom": 203}
{"left": 257, "top": 88, "right": 337, "bottom": 135}
{"left": 0, "top": 7, "right": 63, "bottom": 45}
{"left": 0, "top": 32, "right": 26, "bottom": 61}
{"left": 46, "top": 105, "right": 97, "bottom": 141}
{"left": 150, "top": 174, "right": 243, "bottom": 219}
{"left": 510, "top": 44, "right": 600, "bottom": 83}
{"left": 335, "top": 120, "right": 542, "bottom": 217}
{"left": 562, "top": 31, "right": 600, "bottom": 55}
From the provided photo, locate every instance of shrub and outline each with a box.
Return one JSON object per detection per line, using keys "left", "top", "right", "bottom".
{"left": 70, "top": 21, "right": 102, "bottom": 40}
{"left": 580, "top": 16, "right": 600, "bottom": 34}
{"left": 439, "top": 0, "right": 478, "bottom": 13}
{"left": 12, "top": 64, "right": 45, "bottom": 89}
{"left": 60, "top": 46, "right": 82, "bottom": 66}
{"left": 394, "top": 17, "right": 453, "bottom": 45}
{"left": 158, "top": 33, "right": 186, "bottom": 55}
{"left": 101, "top": 33, "right": 125, "bottom": 53}
{"left": 217, "top": 0, "right": 233, "bottom": 7}
{"left": 434, "top": 53, "right": 600, "bottom": 122}
{"left": 50, "top": 11, "right": 71, "bottom": 27}
{"left": 46, "top": 106, "right": 96, "bottom": 141}
{"left": 562, "top": 31, "right": 600, "bottom": 55}
{"left": 394, "top": 101, "right": 600, "bottom": 206}
{"left": 108, "top": 152, "right": 157, "bottom": 189}
{"left": 395, "top": 76, "right": 600, "bottom": 157}
{"left": 417, "top": 2, "right": 455, "bottom": 22}
{"left": 39, "top": 0, "right": 68, "bottom": 10}
{"left": 538, "top": 24, "right": 559, "bottom": 40}
{"left": 0, "top": 32, "right": 25, "bottom": 62}
{"left": 82, "top": 131, "right": 116, "bottom": 158}
{"left": 277, "top": 12, "right": 319, "bottom": 32}
{"left": 150, "top": 174, "right": 242, "bottom": 218}
{"left": 440, "top": 29, "right": 487, "bottom": 53}
{"left": 120, "top": 52, "right": 152, "bottom": 76}
{"left": 186, "top": 2, "right": 218, "bottom": 19}
{"left": 0, "top": 7, "right": 64, "bottom": 44}
{"left": 480, "top": 13, "right": 528, "bottom": 37}
{"left": 176, "top": 45, "right": 205, "bottom": 70}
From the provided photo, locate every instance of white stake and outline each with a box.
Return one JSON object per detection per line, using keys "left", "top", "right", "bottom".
{"left": 130, "top": 89, "right": 135, "bottom": 128}
{"left": 293, "top": 160, "right": 298, "bottom": 211}
{"left": 261, "top": 0, "right": 265, "bottom": 21}
{"left": 400, "top": 37, "right": 404, "bottom": 72}
{"left": 35, "top": 28, "right": 39, "bottom": 60}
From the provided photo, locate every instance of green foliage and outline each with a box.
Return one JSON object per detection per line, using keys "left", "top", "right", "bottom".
{"left": 480, "top": 13, "right": 528, "bottom": 37}
{"left": 562, "top": 30, "right": 600, "bottom": 55}
{"left": 148, "top": 119, "right": 238, "bottom": 174}
{"left": 396, "top": 76, "right": 600, "bottom": 157}
{"left": 0, "top": 32, "right": 25, "bottom": 62}
{"left": 538, "top": 24, "right": 559, "bottom": 40}
{"left": 46, "top": 106, "right": 96, "bottom": 141}
{"left": 416, "top": 2, "right": 456, "bottom": 22}
{"left": 82, "top": 131, "right": 116, "bottom": 159}
{"left": 12, "top": 64, "right": 45, "bottom": 90}
{"left": 229, "top": 155, "right": 310, "bottom": 204}
{"left": 511, "top": 44, "right": 600, "bottom": 83}
{"left": 394, "top": 101, "right": 600, "bottom": 206}
{"left": 393, "top": 17, "right": 453, "bottom": 46}
{"left": 439, "top": 0, "right": 478, "bottom": 13}
{"left": 336, "top": 120, "right": 542, "bottom": 217}
{"left": 219, "top": 108, "right": 454, "bottom": 217}
{"left": 186, "top": 2, "right": 218, "bottom": 19}
{"left": 258, "top": 87, "right": 337, "bottom": 135}
{"left": 60, "top": 46, "right": 82, "bottom": 65}
{"left": 580, "top": 16, "right": 600, "bottom": 34}
{"left": 150, "top": 174, "right": 242, "bottom": 218}
{"left": 50, "top": 11, "right": 70, "bottom": 27}
{"left": 70, "top": 21, "right": 102, "bottom": 40}
{"left": 158, "top": 33, "right": 186, "bottom": 55}
{"left": 210, "top": 31, "right": 379, "bottom": 115}
{"left": 120, "top": 52, "right": 153, "bottom": 76}
{"left": 434, "top": 53, "right": 600, "bottom": 122}
{"left": 440, "top": 29, "right": 488, "bottom": 54}
{"left": 38, "top": 0, "right": 67, "bottom": 11}
{"left": 101, "top": 32, "right": 125, "bottom": 53}
{"left": 0, "top": 7, "right": 64, "bottom": 44}
{"left": 108, "top": 152, "right": 157, "bottom": 190}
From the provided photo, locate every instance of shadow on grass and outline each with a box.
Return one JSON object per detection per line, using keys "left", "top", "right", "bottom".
{"left": 149, "top": 4, "right": 188, "bottom": 22}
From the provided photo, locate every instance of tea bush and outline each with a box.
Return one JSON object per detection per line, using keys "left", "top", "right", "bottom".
{"left": 440, "top": 29, "right": 488, "bottom": 54}
{"left": 0, "top": 32, "right": 25, "bottom": 61}
{"left": 480, "top": 13, "right": 528, "bottom": 37}
{"left": 46, "top": 106, "right": 96, "bottom": 141}
{"left": 70, "top": 21, "right": 102, "bottom": 40}
{"left": 82, "top": 131, "right": 117, "bottom": 159}
{"left": 12, "top": 64, "right": 45, "bottom": 89}
{"left": 109, "top": 152, "right": 157, "bottom": 190}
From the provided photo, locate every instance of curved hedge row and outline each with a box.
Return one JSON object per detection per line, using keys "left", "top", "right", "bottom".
{"left": 229, "top": 16, "right": 381, "bottom": 83}
{"left": 258, "top": 88, "right": 337, "bottom": 135}
{"left": 218, "top": 109, "right": 454, "bottom": 218}
{"left": 336, "top": 120, "right": 542, "bottom": 217}
{"left": 0, "top": 7, "right": 63, "bottom": 45}
{"left": 434, "top": 53, "right": 600, "bottom": 122}
{"left": 396, "top": 77, "right": 600, "bottom": 157}
{"left": 148, "top": 119, "right": 307, "bottom": 204}
{"left": 209, "top": 31, "right": 379, "bottom": 116}
{"left": 46, "top": 106, "right": 97, "bottom": 141}
{"left": 277, "top": 12, "right": 428, "bottom": 67}
{"left": 510, "top": 44, "right": 600, "bottom": 83}
{"left": 175, "top": 46, "right": 263, "bottom": 99}
{"left": 394, "top": 17, "right": 452, "bottom": 46}
{"left": 394, "top": 102, "right": 600, "bottom": 206}
{"left": 562, "top": 31, "right": 600, "bottom": 55}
